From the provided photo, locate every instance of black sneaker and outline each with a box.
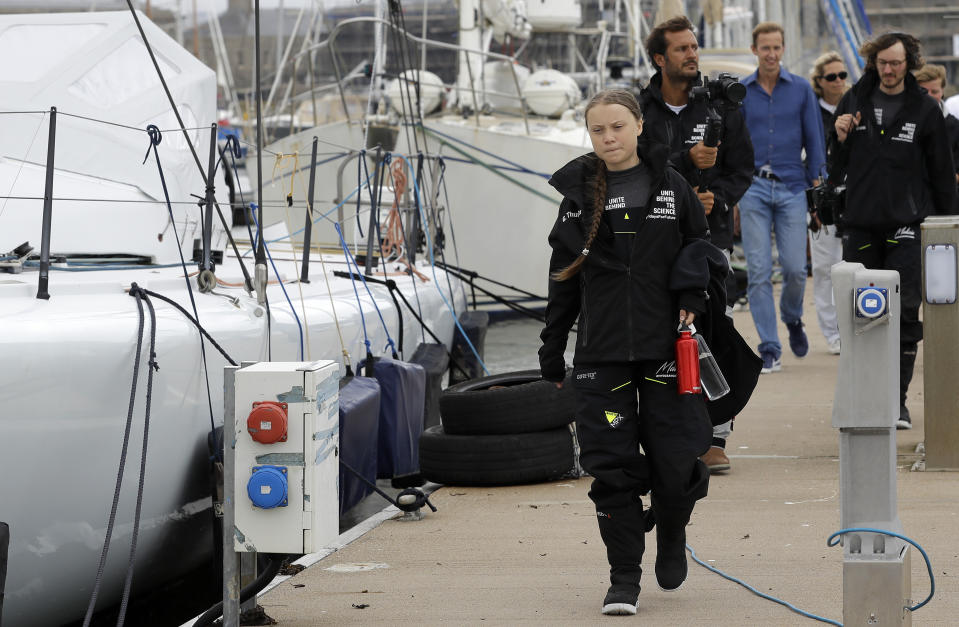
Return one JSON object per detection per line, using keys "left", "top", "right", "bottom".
{"left": 786, "top": 320, "right": 808, "bottom": 358}
{"left": 896, "top": 404, "right": 912, "bottom": 430}
{"left": 602, "top": 587, "right": 638, "bottom": 615}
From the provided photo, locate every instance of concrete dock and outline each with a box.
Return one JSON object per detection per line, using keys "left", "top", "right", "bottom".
{"left": 255, "top": 295, "right": 959, "bottom": 625}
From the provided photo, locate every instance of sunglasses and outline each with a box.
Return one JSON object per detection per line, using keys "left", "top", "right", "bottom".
{"left": 820, "top": 71, "right": 848, "bottom": 82}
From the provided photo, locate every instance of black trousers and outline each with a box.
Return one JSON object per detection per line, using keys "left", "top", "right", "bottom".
{"left": 573, "top": 362, "right": 712, "bottom": 512}
{"left": 842, "top": 226, "right": 922, "bottom": 403}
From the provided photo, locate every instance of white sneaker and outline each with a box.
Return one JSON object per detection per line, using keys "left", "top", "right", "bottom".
{"left": 827, "top": 338, "right": 841, "bottom": 355}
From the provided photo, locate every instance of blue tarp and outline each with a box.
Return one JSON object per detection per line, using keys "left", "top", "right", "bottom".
{"left": 337, "top": 376, "right": 381, "bottom": 514}
{"left": 361, "top": 357, "right": 427, "bottom": 479}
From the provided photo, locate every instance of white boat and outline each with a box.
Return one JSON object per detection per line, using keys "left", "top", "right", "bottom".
{"left": 246, "top": 0, "right": 770, "bottom": 309}
{"left": 0, "top": 11, "right": 465, "bottom": 626}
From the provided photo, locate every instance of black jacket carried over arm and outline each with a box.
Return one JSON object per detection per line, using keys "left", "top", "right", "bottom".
{"left": 670, "top": 240, "right": 763, "bottom": 424}
{"left": 828, "top": 71, "right": 957, "bottom": 230}
{"left": 639, "top": 72, "right": 755, "bottom": 250}
{"left": 537, "top": 138, "right": 709, "bottom": 382}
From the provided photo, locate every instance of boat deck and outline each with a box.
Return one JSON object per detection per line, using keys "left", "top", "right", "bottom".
{"left": 251, "top": 302, "right": 958, "bottom": 625}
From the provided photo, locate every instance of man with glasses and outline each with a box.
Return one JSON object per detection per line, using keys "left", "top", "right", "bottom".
{"left": 740, "top": 22, "right": 826, "bottom": 374}
{"left": 831, "top": 32, "right": 957, "bottom": 430}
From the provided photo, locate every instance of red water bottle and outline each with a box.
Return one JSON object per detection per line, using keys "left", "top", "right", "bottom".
{"left": 675, "top": 324, "right": 701, "bottom": 395}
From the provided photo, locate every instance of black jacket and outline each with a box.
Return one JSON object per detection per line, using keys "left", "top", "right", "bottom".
{"left": 819, "top": 102, "right": 836, "bottom": 150}
{"left": 670, "top": 240, "right": 763, "bottom": 425}
{"left": 947, "top": 112, "right": 959, "bottom": 213}
{"left": 639, "top": 72, "right": 754, "bottom": 250}
{"left": 828, "top": 71, "right": 957, "bottom": 230}
{"left": 538, "top": 139, "right": 709, "bottom": 382}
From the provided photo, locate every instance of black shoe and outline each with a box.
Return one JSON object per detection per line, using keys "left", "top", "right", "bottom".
{"left": 896, "top": 404, "right": 912, "bottom": 430}
{"left": 602, "top": 586, "right": 638, "bottom": 615}
{"left": 655, "top": 540, "right": 688, "bottom": 591}
{"left": 786, "top": 320, "right": 808, "bottom": 358}
{"left": 654, "top": 520, "right": 688, "bottom": 591}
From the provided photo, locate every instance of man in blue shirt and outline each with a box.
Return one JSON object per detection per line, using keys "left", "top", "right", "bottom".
{"left": 740, "top": 22, "right": 826, "bottom": 373}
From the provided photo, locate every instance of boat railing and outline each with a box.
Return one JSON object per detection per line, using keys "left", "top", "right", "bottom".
{"left": 283, "top": 16, "right": 533, "bottom": 135}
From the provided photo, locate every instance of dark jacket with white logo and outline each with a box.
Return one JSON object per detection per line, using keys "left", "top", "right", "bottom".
{"left": 639, "top": 72, "right": 754, "bottom": 250}
{"left": 828, "top": 71, "right": 957, "bottom": 230}
{"left": 538, "top": 139, "right": 708, "bottom": 382}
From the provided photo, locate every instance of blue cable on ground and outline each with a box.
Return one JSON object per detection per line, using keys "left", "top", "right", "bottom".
{"left": 399, "top": 153, "right": 489, "bottom": 376}
{"left": 686, "top": 543, "right": 842, "bottom": 626}
{"left": 248, "top": 203, "right": 305, "bottom": 360}
{"left": 688, "top": 526, "right": 935, "bottom": 625}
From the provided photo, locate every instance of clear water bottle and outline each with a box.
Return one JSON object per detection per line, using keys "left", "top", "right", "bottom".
{"left": 695, "top": 333, "right": 730, "bottom": 401}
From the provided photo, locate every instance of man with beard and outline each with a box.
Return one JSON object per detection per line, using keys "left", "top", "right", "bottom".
{"left": 640, "top": 16, "right": 754, "bottom": 474}
{"left": 831, "top": 32, "right": 957, "bottom": 429}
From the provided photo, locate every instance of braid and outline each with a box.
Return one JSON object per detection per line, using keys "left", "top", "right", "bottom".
{"left": 552, "top": 161, "right": 608, "bottom": 281}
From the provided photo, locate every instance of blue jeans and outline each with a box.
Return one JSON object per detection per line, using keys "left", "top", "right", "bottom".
{"left": 739, "top": 177, "right": 808, "bottom": 357}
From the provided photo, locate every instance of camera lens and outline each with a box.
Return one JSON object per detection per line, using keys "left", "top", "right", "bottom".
{"left": 723, "top": 80, "right": 746, "bottom": 104}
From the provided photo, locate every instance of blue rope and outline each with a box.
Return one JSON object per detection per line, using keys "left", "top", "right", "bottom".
{"left": 248, "top": 203, "right": 305, "bottom": 360}
{"left": 399, "top": 154, "right": 489, "bottom": 375}
{"left": 687, "top": 526, "right": 936, "bottom": 625}
{"left": 333, "top": 224, "right": 373, "bottom": 357}
{"left": 333, "top": 222, "right": 399, "bottom": 358}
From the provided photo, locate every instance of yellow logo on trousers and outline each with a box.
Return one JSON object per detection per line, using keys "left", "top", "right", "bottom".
{"left": 605, "top": 411, "right": 624, "bottom": 428}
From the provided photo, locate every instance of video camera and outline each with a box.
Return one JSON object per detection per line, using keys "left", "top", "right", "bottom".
{"left": 689, "top": 73, "right": 746, "bottom": 107}
{"left": 689, "top": 73, "right": 746, "bottom": 148}
{"left": 805, "top": 180, "right": 845, "bottom": 227}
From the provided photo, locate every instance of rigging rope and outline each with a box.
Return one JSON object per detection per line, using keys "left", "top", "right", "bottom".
{"left": 248, "top": 203, "right": 306, "bottom": 360}
{"left": 399, "top": 154, "right": 489, "bottom": 375}
{"left": 142, "top": 126, "right": 217, "bottom": 434}
{"left": 82, "top": 285, "right": 158, "bottom": 627}
{"left": 115, "top": 285, "right": 159, "bottom": 627}
{"left": 0, "top": 110, "right": 47, "bottom": 223}
{"left": 334, "top": 222, "right": 400, "bottom": 362}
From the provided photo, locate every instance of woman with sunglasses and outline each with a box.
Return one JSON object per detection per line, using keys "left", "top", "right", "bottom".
{"left": 806, "top": 52, "right": 848, "bottom": 356}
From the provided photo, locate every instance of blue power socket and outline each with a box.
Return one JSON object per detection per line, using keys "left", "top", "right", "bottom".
{"left": 855, "top": 287, "right": 888, "bottom": 318}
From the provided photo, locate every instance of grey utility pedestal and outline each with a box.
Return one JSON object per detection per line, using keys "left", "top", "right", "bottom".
{"left": 832, "top": 262, "right": 912, "bottom": 625}
{"left": 921, "top": 217, "right": 959, "bottom": 470}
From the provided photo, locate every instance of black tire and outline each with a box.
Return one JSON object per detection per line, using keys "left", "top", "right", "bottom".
{"left": 439, "top": 369, "right": 574, "bottom": 435}
{"left": 419, "top": 425, "right": 575, "bottom": 486}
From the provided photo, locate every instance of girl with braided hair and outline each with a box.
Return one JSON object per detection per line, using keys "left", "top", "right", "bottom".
{"left": 538, "top": 89, "right": 713, "bottom": 615}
